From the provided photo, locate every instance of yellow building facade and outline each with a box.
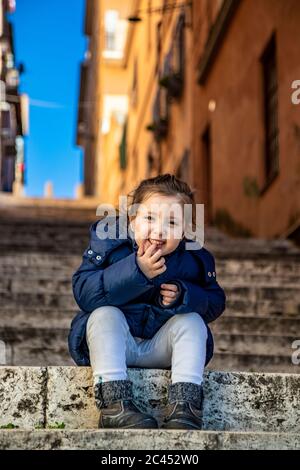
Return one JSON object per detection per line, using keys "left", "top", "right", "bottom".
{"left": 79, "top": 0, "right": 195, "bottom": 209}
{"left": 78, "top": 0, "right": 300, "bottom": 241}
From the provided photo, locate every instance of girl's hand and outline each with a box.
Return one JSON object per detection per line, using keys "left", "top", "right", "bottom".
{"left": 160, "top": 283, "right": 180, "bottom": 306}
{"left": 136, "top": 239, "right": 167, "bottom": 279}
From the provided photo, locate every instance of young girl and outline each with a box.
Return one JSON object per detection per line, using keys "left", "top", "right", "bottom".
{"left": 68, "top": 174, "right": 226, "bottom": 430}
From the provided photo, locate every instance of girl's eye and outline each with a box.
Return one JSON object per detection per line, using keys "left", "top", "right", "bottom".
{"left": 144, "top": 215, "right": 177, "bottom": 225}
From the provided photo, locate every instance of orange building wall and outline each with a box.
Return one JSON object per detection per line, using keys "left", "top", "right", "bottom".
{"left": 192, "top": 0, "right": 300, "bottom": 237}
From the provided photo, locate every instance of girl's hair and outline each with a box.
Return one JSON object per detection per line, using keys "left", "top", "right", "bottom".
{"left": 121, "top": 173, "right": 198, "bottom": 239}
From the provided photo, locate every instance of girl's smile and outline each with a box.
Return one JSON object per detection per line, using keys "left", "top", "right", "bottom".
{"left": 148, "top": 238, "right": 166, "bottom": 247}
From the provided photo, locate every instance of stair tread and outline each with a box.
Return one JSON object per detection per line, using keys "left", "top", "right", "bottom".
{"left": 0, "top": 428, "right": 299, "bottom": 450}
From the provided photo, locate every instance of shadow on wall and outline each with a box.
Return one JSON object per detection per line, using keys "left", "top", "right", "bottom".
{"left": 213, "top": 209, "right": 253, "bottom": 238}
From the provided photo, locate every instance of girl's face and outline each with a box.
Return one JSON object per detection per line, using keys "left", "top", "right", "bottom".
{"left": 129, "top": 193, "right": 185, "bottom": 256}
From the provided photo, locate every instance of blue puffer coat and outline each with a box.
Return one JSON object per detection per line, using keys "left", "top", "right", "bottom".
{"left": 68, "top": 215, "right": 226, "bottom": 367}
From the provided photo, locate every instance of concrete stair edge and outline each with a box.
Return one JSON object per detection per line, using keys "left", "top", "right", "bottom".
{"left": 0, "top": 366, "right": 299, "bottom": 433}
{"left": 0, "top": 429, "right": 299, "bottom": 450}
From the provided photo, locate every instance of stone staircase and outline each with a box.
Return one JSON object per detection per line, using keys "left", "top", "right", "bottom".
{"left": 0, "top": 201, "right": 300, "bottom": 449}
{"left": 208, "top": 243, "right": 300, "bottom": 373}
{"left": 0, "top": 203, "right": 300, "bottom": 372}
{"left": 0, "top": 367, "right": 299, "bottom": 450}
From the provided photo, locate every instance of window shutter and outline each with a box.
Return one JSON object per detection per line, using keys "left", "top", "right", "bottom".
{"left": 119, "top": 119, "right": 127, "bottom": 169}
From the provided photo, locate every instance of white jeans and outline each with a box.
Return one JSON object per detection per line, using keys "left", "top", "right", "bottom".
{"left": 86, "top": 306, "right": 208, "bottom": 386}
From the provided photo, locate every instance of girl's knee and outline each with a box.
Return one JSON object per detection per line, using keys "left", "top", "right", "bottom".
{"left": 171, "top": 312, "right": 208, "bottom": 338}
{"left": 87, "top": 305, "right": 127, "bottom": 329}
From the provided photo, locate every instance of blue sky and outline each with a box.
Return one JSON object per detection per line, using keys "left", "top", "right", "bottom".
{"left": 8, "top": 0, "right": 87, "bottom": 198}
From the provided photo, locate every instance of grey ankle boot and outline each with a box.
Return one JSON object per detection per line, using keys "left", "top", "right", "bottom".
{"left": 94, "top": 379, "right": 158, "bottom": 429}
{"left": 160, "top": 382, "right": 204, "bottom": 430}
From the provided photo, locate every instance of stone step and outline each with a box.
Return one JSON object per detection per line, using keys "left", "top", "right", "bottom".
{"left": 0, "top": 253, "right": 81, "bottom": 269}
{"left": 0, "top": 228, "right": 90, "bottom": 255}
{"left": 0, "top": 199, "right": 296, "bottom": 250}
{"left": 212, "top": 314, "right": 300, "bottom": 335}
{"left": 221, "top": 274, "right": 300, "bottom": 285}
{"left": 1, "top": 277, "right": 300, "bottom": 298}
{"left": 224, "top": 285, "right": 300, "bottom": 302}
{"left": 208, "top": 353, "right": 299, "bottom": 373}
{"left": 0, "top": 327, "right": 72, "bottom": 366}
{"left": 220, "top": 274, "right": 300, "bottom": 286}
{"left": 1, "top": 290, "right": 299, "bottom": 316}
{"left": 1, "top": 277, "right": 299, "bottom": 296}
{"left": 0, "top": 429, "right": 299, "bottom": 450}
{"left": 0, "top": 240, "right": 88, "bottom": 255}
{"left": 0, "top": 278, "right": 73, "bottom": 294}
{"left": 1, "top": 255, "right": 299, "bottom": 292}
{"left": 205, "top": 238, "right": 300, "bottom": 259}
{"left": 1, "top": 324, "right": 299, "bottom": 372}
{"left": 1, "top": 292, "right": 299, "bottom": 318}
{"left": 0, "top": 367, "right": 299, "bottom": 433}
{"left": 0, "top": 278, "right": 300, "bottom": 304}
{"left": 0, "top": 220, "right": 226, "bottom": 256}
{"left": 1, "top": 273, "right": 299, "bottom": 294}
{"left": 0, "top": 292, "right": 78, "bottom": 309}
{"left": 1, "top": 253, "right": 299, "bottom": 272}
{"left": 213, "top": 333, "right": 297, "bottom": 356}
{"left": 2, "top": 309, "right": 299, "bottom": 336}
{"left": 226, "top": 298, "right": 300, "bottom": 316}
{"left": 0, "top": 218, "right": 299, "bottom": 258}
{"left": 0, "top": 307, "right": 75, "bottom": 328}
{"left": 0, "top": 224, "right": 90, "bottom": 235}
{"left": 2, "top": 208, "right": 295, "bottom": 251}
{"left": 1, "top": 252, "right": 299, "bottom": 278}
{"left": 216, "top": 258, "right": 300, "bottom": 276}
{"left": 0, "top": 267, "right": 77, "bottom": 277}
{"left": 0, "top": 220, "right": 92, "bottom": 231}
{"left": 2, "top": 344, "right": 297, "bottom": 373}
{"left": 0, "top": 255, "right": 300, "bottom": 274}
{"left": 1, "top": 289, "right": 299, "bottom": 316}
{"left": 0, "top": 197, "right": 99, "bottom": 221}
{"left": 1, "top": 321, "right": 297, "bottom": 354}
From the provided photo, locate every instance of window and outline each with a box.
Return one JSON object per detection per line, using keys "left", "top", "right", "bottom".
{"left": 1, "top": 103, "right": 16, "bottom": 138}
{"left": 131, "top": 58, "right": 138, "bottom": 108}
{"left": 159, "top": 12, "right": 185, "bottom": 99}
{"left": 151, "top": 87, "right": 169, "bottom": 142}
{"left": 176, "top": 149, "right": 190, "bottom": 183}
{"left": 172, "top": 12, "right": 185, "bottom": 84}
{"left": 119, "top": 118, "right": 127, "bottom": 170}
{"left": 1, "top": 155, "right": 15, "bottom": 192}
{"left": 104, "top": 10, "right": 118, "bottom": 51}
{"left": 156, "top": 21, "right": 162, "bottom": 74}
{"left": 147, "top": 142, "right": 161, "bottom": 176}
{"left": 261, "top": 34, "right": 279, "bottom": 189}
{"left": 147, "top": 0, "right": 152, "bottom": 51}
{"left": 103, "top": 10, "right": 128, "bottom": 60}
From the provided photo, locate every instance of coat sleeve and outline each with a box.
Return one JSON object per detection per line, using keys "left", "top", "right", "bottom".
{"left": 72, "top": 248, "right": 154, "bottom": 313}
